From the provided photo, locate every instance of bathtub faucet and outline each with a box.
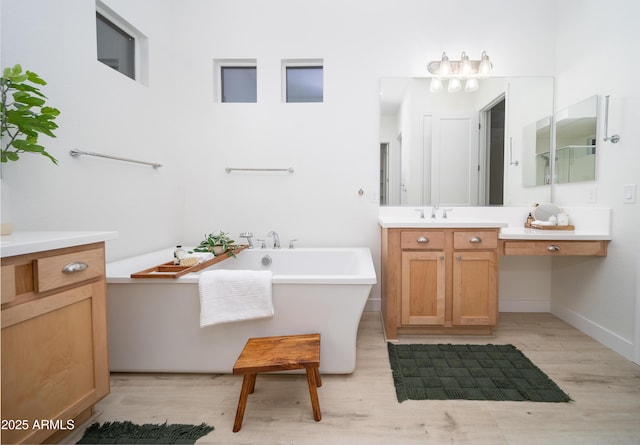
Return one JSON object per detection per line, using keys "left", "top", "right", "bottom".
{"left": 267, "top": 231, "right": 280, "bottom": 249}
{"left": 239, "top": 232, "right": 254, "bottom": 248}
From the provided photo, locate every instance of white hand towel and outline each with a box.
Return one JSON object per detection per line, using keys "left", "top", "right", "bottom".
{"left": 198, "top": 269, "right": 273, "bottom": 327}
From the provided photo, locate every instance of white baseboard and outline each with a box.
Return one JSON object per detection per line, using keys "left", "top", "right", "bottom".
{"left": 552, "top": 302, "right": 635, "bottom": 362}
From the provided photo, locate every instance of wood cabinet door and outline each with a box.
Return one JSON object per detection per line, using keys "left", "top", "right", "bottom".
{"left": 401, "top": 251, "right": 445, "bottom": 325}
{"left": 1, "top": 281, "right": 109, "bottom": 444}
{"left": 452, "top": 251, "right": 497, "bottom": 326}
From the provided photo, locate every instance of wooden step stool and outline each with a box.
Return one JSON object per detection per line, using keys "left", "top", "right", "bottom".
{"left": 232, "top": 333, "right": 322, "bottom": 432}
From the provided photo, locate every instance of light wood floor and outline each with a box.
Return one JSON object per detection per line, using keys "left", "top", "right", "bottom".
{"left": 62, "top": 312, "right": 640, "bottom": 445}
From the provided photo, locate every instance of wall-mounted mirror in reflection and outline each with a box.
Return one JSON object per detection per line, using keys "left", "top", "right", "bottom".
{"left": 379, "top": 77, "right": 554, "bottom": 207}
{"left": 555, "top": 95, "right": 598, "bottom": 184}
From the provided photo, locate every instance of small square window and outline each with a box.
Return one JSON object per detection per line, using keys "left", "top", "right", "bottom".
{"left": 96, "top": 12, "right": 135, "bottom": 80}
{"left": 285, "top": 66, "right": 323, "bottom": 103}
{"left": 221, "top": 67, "right": 257, "bottom": 103}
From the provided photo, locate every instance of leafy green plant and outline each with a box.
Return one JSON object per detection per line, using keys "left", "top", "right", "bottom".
{"left": 1, "top": 64, "right": 60, "bottom": 164}
{"left": 192, "top": 231, "right": 237, "bottom": 257}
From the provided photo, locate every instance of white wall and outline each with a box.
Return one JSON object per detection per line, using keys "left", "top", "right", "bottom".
{"left": 7, "top": 1, "right": 638, "bottom": 362}
{"left": 550, "top": 0, "right": 640, "bottom": 362}
{"left": 0, "top": 0, "right": 557, "bottom": 307}
{"left": 1, "top": 0, "right": 182, "bottom": 260}
{"left": 168, "top": 0, "right": 557, "bottom": 306}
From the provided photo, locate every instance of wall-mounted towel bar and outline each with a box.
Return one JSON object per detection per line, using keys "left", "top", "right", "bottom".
{"left": 603, "top": 96, "right": 621, "bottom": 144}
{"left": 225, "top": 167, "right": 294, "bottom": 173}
{"left": 69, "top": 149, "right": 162, "bottom": 169}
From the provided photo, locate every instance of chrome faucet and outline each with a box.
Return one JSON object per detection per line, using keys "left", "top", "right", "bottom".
{"left": 431, "top": 205, "right": 439, "bottom": 219}
{"left": 239, "top": 232, "right": 254, "bottom": 248}
{"left": 267, "top": 231, "right": 280, "bottom": 249}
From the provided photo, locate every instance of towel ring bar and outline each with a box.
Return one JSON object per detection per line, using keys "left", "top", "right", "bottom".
{"left": 603, "top": 96, "right": 621, "bottom": 144}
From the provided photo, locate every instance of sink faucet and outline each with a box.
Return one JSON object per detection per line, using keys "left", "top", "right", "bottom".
{"left": 267, "top": 231, "right": 280, "bottom": 249}
{"left": 415, "top": 208, "right": 425, "bottom": 219}
{"left": 431, "top": 205, "right": 439, "bottom": 219}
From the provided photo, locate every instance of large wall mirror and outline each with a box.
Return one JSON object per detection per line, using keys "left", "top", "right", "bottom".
{"left": 379, "top": 77, "right": 554, "bottom": 207}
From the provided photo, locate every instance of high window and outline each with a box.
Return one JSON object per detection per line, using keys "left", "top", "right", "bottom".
{"left": 283, "top": 60, "right": 323, "bottom": 103}
{"left": 95, "top": 1, "right": 148, "bottom": 84}
{"left": 221, "top": 67, "right": 257, "bottom": 103}
{"left": 96, "top": 13, "right": 135, "bottom": 80}
{"left": 215, "top": 60, "right": 257, "bottom": 103}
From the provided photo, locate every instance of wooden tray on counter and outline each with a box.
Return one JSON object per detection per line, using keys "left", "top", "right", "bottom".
{"left": 130, "top": 245, "right": 248, "bottom": 279}
{"left": 525, "top": 223, "right": 575, "bottom": 231}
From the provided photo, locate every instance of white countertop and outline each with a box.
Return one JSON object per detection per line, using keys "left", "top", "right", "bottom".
{"left": 378, "top": 216, "right": 508, "bottom": 229}
{"left": 498, "top": 227, "right": 610, "bottom": 240}
{"left": 378, "top": 206, "right": 612, "bottom": 241}
{"left": 0, "top": 231, "right": 119, "bottom": 257}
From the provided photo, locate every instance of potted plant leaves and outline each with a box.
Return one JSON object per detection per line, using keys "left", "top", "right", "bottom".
{"left": 1, "top": 64, "right": 60, "bottom": 164}
{"left": 192, "top": 231, "right": 236, "bottom": 257}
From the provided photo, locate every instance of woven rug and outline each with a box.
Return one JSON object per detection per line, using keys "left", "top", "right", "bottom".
{"left": 388, "top": 343, "right": 571, "bottom": 403}
{"left": 76, "top": 421, "right": 214, "bottom": 444}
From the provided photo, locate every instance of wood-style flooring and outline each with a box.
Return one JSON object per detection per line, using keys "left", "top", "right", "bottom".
{"left": 62, "top": 312, "right": 640, "bottom": 445}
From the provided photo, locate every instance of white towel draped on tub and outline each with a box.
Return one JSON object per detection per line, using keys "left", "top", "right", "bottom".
{"left": 198, "top": 269, "right": 274, "bottom": 327}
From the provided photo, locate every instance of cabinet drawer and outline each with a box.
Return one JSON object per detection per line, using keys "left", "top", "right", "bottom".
{"left": 401, "top": 231, "right": 445, "bottom": 250}
{"left": 502, "top": 240, "right": 608, "bottom": 256}
{"left": 453, "top": 231, "right": 498, "bottom": 250}
{"left": 35, "top": 246, "right": 105, "bottom": 293}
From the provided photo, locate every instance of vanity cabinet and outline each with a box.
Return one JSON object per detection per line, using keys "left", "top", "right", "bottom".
{"left": 382, "top": 227, "right": 499, "bottom": 339}
{"left": 1, "top": 242, "right": 110, "bottom": 444}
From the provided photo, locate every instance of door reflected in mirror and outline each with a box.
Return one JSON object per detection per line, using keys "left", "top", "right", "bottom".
{"left": 379, "top": 77, "right": 554, "bottom": 207}
{"left": 555, "top": 95, "right": 598, "bottom": 184}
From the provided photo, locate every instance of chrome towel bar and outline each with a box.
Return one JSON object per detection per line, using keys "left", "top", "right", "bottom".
{"left": 225, "top": 167, "right": 294, "bottom": 173}
{"left": 69, "top": 149, "right": 162, "bottom": 169}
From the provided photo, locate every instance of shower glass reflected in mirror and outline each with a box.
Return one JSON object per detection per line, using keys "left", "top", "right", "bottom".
{"left": 555, "top": 95, "right": 598, "bottom": 183}
{"left": 522, "top": 116, "right": 552, "bottom": 186}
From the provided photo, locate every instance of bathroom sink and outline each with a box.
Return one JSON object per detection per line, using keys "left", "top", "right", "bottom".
{"left": 378, "top": 216, "right": 508, "bottom": 228}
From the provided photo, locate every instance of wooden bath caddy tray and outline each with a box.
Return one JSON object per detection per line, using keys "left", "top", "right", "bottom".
{"left": 131, "top": 245, "right": 249, "bottom": 279}
{"left": 525, "top": 223, "right": 575, "bottom": 230}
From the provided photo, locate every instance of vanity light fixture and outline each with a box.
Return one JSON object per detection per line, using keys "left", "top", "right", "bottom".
{"left": 428, "top": 51, "right": 492, "bottom": 93}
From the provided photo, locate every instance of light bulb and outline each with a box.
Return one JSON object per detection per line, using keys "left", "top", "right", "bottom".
{"left": 430, "top": 77, "right": 443, "bottom": 92}
{"left": 448, "top": 78, "right": 462, "bottom": 93}
{"left": 439, "top": 52, "right": 451, "bottom": 77}
{"left": 479, "top": 51, "right": 492, "bottom": 77}
{"left": 464, "top": 78, "right": 479, "bottom": 92}
{"left": 460, "top": 51, "right": 472, "bottom": 77}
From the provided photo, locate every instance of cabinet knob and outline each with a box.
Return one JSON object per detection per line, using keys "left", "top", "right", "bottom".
{"left": 469, "top": 236, "right": 482, "bottom": 243}
{"left": 417, "top": 236, "right": 429, "bottom": 243}
{"left": 439, "top": 256, "right": 445, "bottom": 261}
{"left": 456, "top": 255, "right": 462, "bottom": 261}
{"left": 62, "top": 261, "right": 89, "bottom": 273}
{"left": 547, "top": 245, "right": 561, "bottom": 252}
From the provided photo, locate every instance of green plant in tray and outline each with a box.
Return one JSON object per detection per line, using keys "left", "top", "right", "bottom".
{"left": 192, "top": 231, "right": 237, "bottom": 257}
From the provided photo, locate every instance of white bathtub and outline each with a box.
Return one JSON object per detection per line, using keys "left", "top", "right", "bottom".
{"left": 106, "top": 247, "right": 376, "bottom": 374}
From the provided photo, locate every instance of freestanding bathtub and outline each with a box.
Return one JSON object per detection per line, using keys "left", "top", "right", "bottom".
{"left": 106, "top": 247, "right": 376, "bottom": 374}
